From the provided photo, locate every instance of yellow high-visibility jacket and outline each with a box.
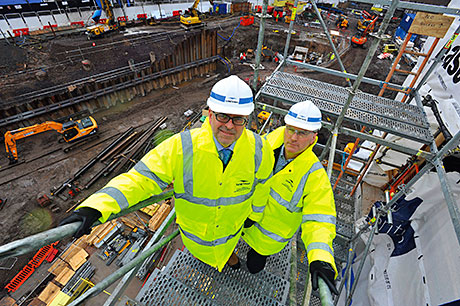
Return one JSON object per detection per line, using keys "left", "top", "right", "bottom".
{"left": 243, "top": 127, "right": 337, "bottom": 275}
{"left": 77, "top": 120, "right": 274, "bottom": 271}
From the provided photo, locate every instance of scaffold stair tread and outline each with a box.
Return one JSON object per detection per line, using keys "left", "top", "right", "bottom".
{"left": 137, "top": 249, "right": 287, "bottom": 306}
{"left": 260, "top": 72, "right": 432, "bottom": 144}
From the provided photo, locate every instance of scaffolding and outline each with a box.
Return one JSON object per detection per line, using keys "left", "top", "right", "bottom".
{"left": 0, "top": 0, "right": 460, "bottom": 305}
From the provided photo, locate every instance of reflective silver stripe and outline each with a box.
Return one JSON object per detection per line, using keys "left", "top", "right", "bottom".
{"left": 252, "top": 204, "right": 265, "bottom": 213}
{"left": 270, "top": 188, "right": 302, "bottom": 213}
{"left": 271, "top": 161, "right": 324, "bottom": 213}
{"left": 257, "top": 172, "right": 273, "bottom": 185}
{"left": 254, "top": 223, "right": 291, "bottom": 243}
{"left": 177, "top": 130, "right": 257, "bottom": 207}
{"left": 179, "top": 225, "right": 242, "bottom": 246}
{"left": 253, "top": 132, "right": 263, "bottom": 174}
{"left": 302, "top": 214, "right": 336, "bottom": 225}
{"left": 174, "top": 186, "right": 255, "bottom": 207}
{"left": 133, "top": 161, "right": 169, "bottom": 190}
{"left": 95, "top": 187, "right": 129, "bottom": 210}
{"left": 181, "top": 130, "right": 194, "bottom": 194}
{"left": 306, "top": 242, "right": 334, "bottom": 257}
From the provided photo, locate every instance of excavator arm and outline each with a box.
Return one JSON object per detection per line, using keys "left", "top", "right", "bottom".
{"left": 4, "top": 121, "right": 64, "bottom": 163}
{"left": 4, "top": 116, "right": 97, "bottom": 164}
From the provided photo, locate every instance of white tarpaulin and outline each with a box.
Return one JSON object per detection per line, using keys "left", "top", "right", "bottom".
{"left": 338, "top": 172, "right": 460, "bottom": 305}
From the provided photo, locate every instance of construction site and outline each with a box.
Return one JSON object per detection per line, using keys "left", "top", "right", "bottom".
{"left": 0, "top": 0, "right": 459, "bottom": 304}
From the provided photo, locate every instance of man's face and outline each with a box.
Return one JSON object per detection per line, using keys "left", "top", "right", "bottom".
{"left": 209, "top": 110, "right": 248, "bottom": 147}
{"left": 284, "top": 125, "right": 317, "bottom": 159}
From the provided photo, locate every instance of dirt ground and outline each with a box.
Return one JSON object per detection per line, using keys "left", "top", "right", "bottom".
{"left": 0, "top": 11, "right": 405, "bottom": 295}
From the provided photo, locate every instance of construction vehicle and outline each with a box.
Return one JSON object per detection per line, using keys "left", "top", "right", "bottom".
{"left": 335, "top": 15, "right": 349, "bottom": 29}
{"left": 261, "top": 46, "right": 275, "bottom": 61}
{"left": 4, "top": 116, "right": 98, "bottom": 164}
{"left": 383, "top": 43, "right": 398, "bottom": 54}
{"left": 86, "top": 0, "right": 126, "bottom": 39}
{"left": 351, "top": 16, "right": 378, "bottom": 48}
{"left": 180, "top": 0, "right": 213, "bottom": 29}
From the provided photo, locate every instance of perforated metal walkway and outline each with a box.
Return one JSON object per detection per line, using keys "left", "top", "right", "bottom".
{"left": 260, "top": 72, "right": 432, "bottom": 144}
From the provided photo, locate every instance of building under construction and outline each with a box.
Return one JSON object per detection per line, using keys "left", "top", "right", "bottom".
{"left": 0, "top": 0, "right": 459, "bottom": 305}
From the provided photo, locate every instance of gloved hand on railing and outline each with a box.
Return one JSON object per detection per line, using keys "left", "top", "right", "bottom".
{"left": 59, "top": 207, "right": 102, "bottom": 239}
{"left": 310, "top": 260, "right": 339, "bottom": 295}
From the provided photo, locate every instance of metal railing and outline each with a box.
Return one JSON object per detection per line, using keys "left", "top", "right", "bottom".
{"left": 0, "top": 187, "right": 334, "bottom": 305}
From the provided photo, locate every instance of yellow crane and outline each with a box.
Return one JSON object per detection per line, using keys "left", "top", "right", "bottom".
{"left": 86, "top": 0, "right": 126, "bottom": 38}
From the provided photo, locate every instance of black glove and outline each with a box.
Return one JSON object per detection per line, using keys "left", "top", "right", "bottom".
{"left": 244, "top": 218, "right": 256, "bottom": 228}
{"left": 59, "top": 207, "right": 102, "bottom": 239}
{"left": 310, "top": 260, "right": 339, "bottom": 295}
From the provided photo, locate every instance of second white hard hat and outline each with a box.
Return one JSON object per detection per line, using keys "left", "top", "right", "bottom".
{"left": 284, "top": 100, "right": 322, "bottom": 131}
{"left": 207, "top": 75, "right": 254, "bottom": 116}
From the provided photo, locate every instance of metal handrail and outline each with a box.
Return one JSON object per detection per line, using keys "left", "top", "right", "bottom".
{"left": 0, "top": 190, "right": 173, "bottom": 259}
{"left": 67, "top": 210, "right": 178, "bottom": 306}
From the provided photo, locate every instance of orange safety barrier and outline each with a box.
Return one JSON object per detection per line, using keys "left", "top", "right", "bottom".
{"left": 4, "top": 241, "right": 59, "bottom": 293}
{"left": 71, "top": 21, "right": 85, "bottom": 27}
{"left": 43, "top": 24, "right": 57, "bottom": 29}
{"left": 99, "top": 18, "right": 107, "bottom": 24}
{"left": 117, "top": 16, "right": 128, "bottom": 21}
{"left": 240, "top": 15, "right": 254, "bottom": 26}
{"left": 12, "top": 28, "right": 29, "bottom": 37}
{"left": 137, "top": 14, "right": 147, "bottom": 19}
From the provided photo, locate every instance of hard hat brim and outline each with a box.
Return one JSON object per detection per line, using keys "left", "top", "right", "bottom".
{"left": 284, "top": 115, "right": 321, "bottom": 131}
{"left": 207, "top": 98, "right": 254, "bottom": 116}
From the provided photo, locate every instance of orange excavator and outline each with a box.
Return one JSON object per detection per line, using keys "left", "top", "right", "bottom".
{"left": 351, "top": 16, "right": 378, "bottom": 48}
{"left": 4, "top": 116, "right": 98, "bottom": 164}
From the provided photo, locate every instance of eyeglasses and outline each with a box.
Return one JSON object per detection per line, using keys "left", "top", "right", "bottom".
{"left": 214, "top": 113, "right": 248, "bottom": 126}
{"left": 286, "top": 126, "right": 316, "bottom": 137}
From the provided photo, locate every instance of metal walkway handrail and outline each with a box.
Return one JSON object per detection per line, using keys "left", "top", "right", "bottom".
{"left": 0, "top": 190, "right": 173, "bottom": 259}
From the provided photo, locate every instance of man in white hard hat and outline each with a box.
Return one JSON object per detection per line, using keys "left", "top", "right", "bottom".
{"left": 243, "top": 100, "right": 338, "bottom": 295}
{"left": 60, "top": 75, "right": 274, "bottom": 272}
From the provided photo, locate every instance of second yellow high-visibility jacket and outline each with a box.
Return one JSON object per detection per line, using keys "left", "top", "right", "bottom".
{"left": 77, "top": 120, "right": 274, "bottom": 271}
{"left": 243, "top": 126, "right": 337, "bottom": 275}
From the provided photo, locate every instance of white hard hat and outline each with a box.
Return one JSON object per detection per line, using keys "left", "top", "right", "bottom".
{"left": 207, "top": 75, "right": 254, "bottom": 116}
{"left": 284, "top": 100, "right": 322, "bottom": 131}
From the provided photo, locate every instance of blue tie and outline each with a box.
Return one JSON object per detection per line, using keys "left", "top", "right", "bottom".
{"left": 219, "top": 148, "right": 232, "bottom": 167}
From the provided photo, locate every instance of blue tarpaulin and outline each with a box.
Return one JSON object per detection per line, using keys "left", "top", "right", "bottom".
{"left": 0, "top": 0, "right": 41, "bottom": 5}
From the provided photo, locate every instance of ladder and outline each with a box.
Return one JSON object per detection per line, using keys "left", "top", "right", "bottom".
{"left": 378, "top": 32, "right": 440, "bottom": 101}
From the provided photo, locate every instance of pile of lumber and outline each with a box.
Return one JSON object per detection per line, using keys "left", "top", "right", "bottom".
{"left": 148, "top": 202, "right": 172, "bottom": 231}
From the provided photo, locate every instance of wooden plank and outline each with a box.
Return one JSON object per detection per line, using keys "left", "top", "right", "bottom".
{"left": 48, "top": 258, "right": 70, "bottom": 276}
{"left": 55, "top": 266, "right": 75, "bottom": 286}
{"left": 67, "top": 248, "right": 88, "bottom": 270}
{"left": 409, "top": 12, "right": 455, "bottom": 38}
{"left": 38, "top": 282, "right": 60, "bottom": 304}
{"left": 0, "top": 296, "right": 18, "bottom": 306}
{"left": 60, "top": 245, "right": 82, "bottom": 261}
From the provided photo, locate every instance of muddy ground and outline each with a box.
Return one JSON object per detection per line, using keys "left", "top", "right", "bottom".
{"left": 0, "top": 12, "right": 406, "bottom": 292}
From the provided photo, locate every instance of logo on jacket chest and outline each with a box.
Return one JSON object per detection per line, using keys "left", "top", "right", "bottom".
{"left": 235, "top": 179, "right": 251, "bottom": 193}
{"left": 282, "top": 179, "right": 294, "bottom": 193}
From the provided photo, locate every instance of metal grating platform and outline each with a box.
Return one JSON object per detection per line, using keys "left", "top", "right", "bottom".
{"left": 260, "top": 72, "right": 432, "bottom": 144}
{"left": 165, "top": 249, "right": 289, "bottom": 305}
{"left": 235, "top": 239, "right": 291, "bottom": 280}
{"left": 137, "top": 269, "right": 216, "bottom": 306}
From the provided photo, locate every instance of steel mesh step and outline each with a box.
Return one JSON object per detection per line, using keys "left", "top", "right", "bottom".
{"left": 260, "top": 71, "right": 432, "bottom": 144}
{"left": 235, "top": 239, "right": 291, "bottom": 280}
{"left": 163, "top": 249, "right": 288, "bottom": 306}
{"left": 136, "top": 269, "right": 216, "bottom": 306}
